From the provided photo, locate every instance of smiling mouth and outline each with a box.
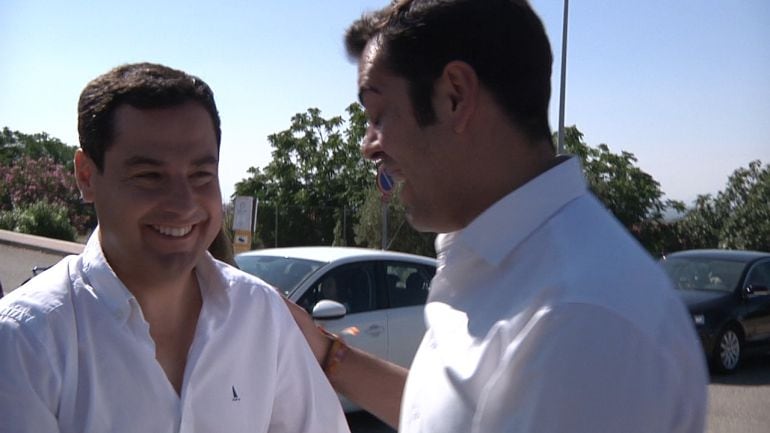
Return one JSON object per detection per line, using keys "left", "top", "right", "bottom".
{"left": 151, "top": 225, "right": 193, "bottom": 237}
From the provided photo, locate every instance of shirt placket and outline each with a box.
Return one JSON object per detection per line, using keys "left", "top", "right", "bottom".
{"left": 126, "top": 298, "right": 184, "bottom": 431}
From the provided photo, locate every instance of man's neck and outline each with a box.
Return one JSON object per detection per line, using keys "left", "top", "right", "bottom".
{"left": 130, "top": 268, "right": 203, "bottom": 395}
{"left": 128, "top": 269, "right": 201, "bottom": 326}
{"left": 451, "top": 139, "right": 556, "bottom": 230}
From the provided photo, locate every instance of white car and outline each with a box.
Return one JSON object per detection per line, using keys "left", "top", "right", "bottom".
{"left": 235, "top": 247, "right": 437, "bottom": 411}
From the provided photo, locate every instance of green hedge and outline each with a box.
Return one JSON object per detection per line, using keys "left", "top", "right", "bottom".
{"left": 0, "top": 201, "right": 77, "bottom": 241}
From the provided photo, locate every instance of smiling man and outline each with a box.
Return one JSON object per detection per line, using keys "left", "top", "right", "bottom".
{"left": 287, "top": 1, "right": 709, "bottom": 432}
{"left": 0, "top": 63, "right": 349, "bottom": 433}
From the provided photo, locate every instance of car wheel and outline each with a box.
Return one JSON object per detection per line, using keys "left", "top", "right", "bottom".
{"left": 712, "top": 325, "right": 742, "bottom": 373}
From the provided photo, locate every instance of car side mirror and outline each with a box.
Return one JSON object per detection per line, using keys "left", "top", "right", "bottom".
{"left": 744, "top": 284, "right": 770, "bottom": 297}
{"left": 312, "top": 299, "right": 347, "bottom": 320}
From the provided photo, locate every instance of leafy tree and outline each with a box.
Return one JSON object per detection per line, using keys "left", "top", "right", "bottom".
{"left": 1, "top": 127, "right": 76, "bottom": 169}
{"left": 559, "top": 126, "right": 678, "bottom": 253}
{"left": 0, "top": 129, "right": 95, "bottom": 236}
{"left": 234, "top": 103, "right": 437, "bottom": 254}
{"left": 718, "top": 160, "right": 770, "bottom": 250}
{"left": 677, "top": 160, "right": 769, "bottom": 251}
{"left": 234, "top": 104, "right": 374, "bottom": 247}
{"left": 354, "top": 187, "right": 436, "bottom": 256}
{"left": 671, "top": 194, "right": 722, "bottom": 250}
{"left": 0, "top": 201, "right": 76, "bottom": 241}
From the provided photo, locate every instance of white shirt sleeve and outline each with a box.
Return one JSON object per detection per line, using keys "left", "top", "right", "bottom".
{"left": 473, "top": 304, "right": 705, "bottom": 433}
{"left": 0, "top": 314, "right": 61, "bottom": 433}
{"left": 267, "top": 300, "right": 350, "bottom": 433}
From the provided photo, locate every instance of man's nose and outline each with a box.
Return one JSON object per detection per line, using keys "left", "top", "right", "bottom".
{"left": 164, "top": 177, "right": 196, "bottom": 213}
{"left": 360, "top": 127, "right": 382, "bottom": 162}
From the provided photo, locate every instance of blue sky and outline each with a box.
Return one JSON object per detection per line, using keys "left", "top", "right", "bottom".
{"left": 2, "top": 0, "right": 768, "bottom": 205}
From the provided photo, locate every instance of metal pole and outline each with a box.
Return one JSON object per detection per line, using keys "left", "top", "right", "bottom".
{"left": 274, "top": 204, "right": 278, "bottom": 247}
{"left": 557, "top": 0, "right": 570, "bottom": 154}
{"left": 344, "top": 207, "right": 349, "bottom": 246}
{"left": 251, "top": 198, "right": 258, "bottom": 244}
{"left": 381, "top": 200, "right": 388, "bottom": 250}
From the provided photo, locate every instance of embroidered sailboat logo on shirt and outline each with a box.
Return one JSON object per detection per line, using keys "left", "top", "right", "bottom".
{"left": 232, "top": 385, "right": 241, "bottom": 401}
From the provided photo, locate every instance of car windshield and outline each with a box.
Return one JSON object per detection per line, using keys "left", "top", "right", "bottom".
{"left": 235, "top": 255, "right": 325, "bottom": 296}
{"left": 661, "top": 257, "right": 746, "bottom": 292}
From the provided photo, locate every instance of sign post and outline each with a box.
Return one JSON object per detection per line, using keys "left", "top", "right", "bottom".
{"left": 232, "top": 196, "right": 256, "bottom": 255}
{"left": 376, "top": 166, "right": 395, "bottom": 250}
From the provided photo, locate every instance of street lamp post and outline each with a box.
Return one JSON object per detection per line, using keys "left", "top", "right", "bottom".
{"left": 557, "top": 0, "right": 570, "bottom": 154}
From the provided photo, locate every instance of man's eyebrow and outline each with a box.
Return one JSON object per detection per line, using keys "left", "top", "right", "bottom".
{"left": 192, "top": 155, "right": 219, "bottom": 166}
{"left": 358, "top": 86, "right": 381, "bottom": 106}
{"left": 122, "top": 155, "right": 218, "bottom": 168}
{"left": 124, "top": 156, "right": 162, "bottom": 167}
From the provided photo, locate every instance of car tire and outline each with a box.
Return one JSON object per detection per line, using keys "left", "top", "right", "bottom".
{"left": 711, "top": 324, "right": 742, "bottom": 374}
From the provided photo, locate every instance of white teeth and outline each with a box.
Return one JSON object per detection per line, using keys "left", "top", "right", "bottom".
{"left": 152, "top": 225, "right": 193, "bottom": 237}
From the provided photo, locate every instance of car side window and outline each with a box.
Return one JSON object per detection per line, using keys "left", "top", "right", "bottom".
{"left": 298, "top": 262, "right": 378, "bottom": 314}
{"left": 745, "top": 261, "right": 770, "bottom": 291}
{"left": 385, "top": 262, "right": 435, "bottom": 308}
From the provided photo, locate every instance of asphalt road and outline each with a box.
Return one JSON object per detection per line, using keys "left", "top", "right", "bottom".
{"left": 707, "top": 351, "right": 770, "bottom": 433}
{"left": 2, "top": 239, "right": 769, "bottom": 432}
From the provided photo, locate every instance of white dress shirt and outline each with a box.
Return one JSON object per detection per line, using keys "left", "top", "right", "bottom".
{"left": 399, "top": 157, "right": 707, "bottom": 433}
{"left": 0, "top": 232, "right": 349, "bottom": 433}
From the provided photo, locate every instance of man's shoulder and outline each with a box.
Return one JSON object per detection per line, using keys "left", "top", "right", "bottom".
{"left": 0, "top": 257, "right": 78, "bottom": 351}
{"left": 0, "top": 258, "right": 76, "bottom": 323}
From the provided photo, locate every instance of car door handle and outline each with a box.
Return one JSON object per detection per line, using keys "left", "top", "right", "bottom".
{"left": 365, "top": 324, "right": 384, "bottom": 337}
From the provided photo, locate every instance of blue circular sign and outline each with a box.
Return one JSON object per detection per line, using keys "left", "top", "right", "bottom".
{"left": 377, "top": 165, "right": 395, "bottom": 195}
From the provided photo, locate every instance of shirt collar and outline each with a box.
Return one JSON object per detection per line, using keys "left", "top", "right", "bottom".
{"left": 195, "top": 252, "right": 231, "bottom": 320}
{"left": 80, "top": 227, "right": 136, "bottom": 323}
{"left": 79, "top": 227, "right": 231, "bottom": 324}
{"left": 438, "top": 156, "right": 588, "bottom": 267}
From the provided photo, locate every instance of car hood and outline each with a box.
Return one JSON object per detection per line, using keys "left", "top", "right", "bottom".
{"left": 676, "top": 289, "right": 732, "bottom": 310}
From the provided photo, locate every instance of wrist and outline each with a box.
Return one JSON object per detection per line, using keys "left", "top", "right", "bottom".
{"left": 316, "top": 326, "right": 335, "bottom": 363}
{"left": 318, "top": 326, "right": 349, "bottom": 378}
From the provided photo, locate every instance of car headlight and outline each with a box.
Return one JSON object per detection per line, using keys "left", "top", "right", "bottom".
{"left": 692, "top": 314, "right": 705, "bottom": 326}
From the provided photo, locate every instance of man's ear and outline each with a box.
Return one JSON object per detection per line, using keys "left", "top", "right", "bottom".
{"left": 74, "top": 149, "right": 98, "bottom": 203}
{"left": 434, "top": 60, "right": 479, "bottom": 134}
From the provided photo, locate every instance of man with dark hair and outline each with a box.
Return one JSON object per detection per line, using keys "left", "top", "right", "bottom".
{"left": 290, "top": 1, "right": 707, "bottom": 432}
{"left": 0, "top": 63, "right": 349, "bottom": 432}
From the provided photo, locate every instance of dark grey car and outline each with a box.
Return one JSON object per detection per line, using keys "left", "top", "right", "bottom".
{"left": 661, "top": 249, "right": 770, "bottom": 373}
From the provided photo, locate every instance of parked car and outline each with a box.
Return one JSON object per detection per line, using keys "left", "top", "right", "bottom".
{"left": 235, "top": 246, "right": 437, "bottom": 410}
{"left": 661, "top": 249, "right": 770, "bottom": 373}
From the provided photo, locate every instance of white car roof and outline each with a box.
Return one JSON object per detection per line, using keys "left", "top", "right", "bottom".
{"left": 236, "top": 246, "right": 436, "bottom": 265}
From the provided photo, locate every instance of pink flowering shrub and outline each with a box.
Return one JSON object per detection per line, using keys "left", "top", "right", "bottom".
{"left": 0, "top": 156, "right": 94, "bottom": 234}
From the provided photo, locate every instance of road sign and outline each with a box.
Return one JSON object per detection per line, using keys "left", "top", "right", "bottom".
{"left": 233, "top": 196, "right": 254, "bottom": 230}
{"left": 377, "top": 165, "right": 395, "bottom": 196}
{"left": 232, "top": 196, "right": 256, "bottom": 254}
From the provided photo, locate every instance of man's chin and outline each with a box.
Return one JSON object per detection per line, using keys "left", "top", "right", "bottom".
{"left": 151, "top": 250, "right": 203, "bottom": 273}
{"left": 405, "top": 206, "right": 463, "bottom": 234}
{"left": 404, "top": 208, "right": 435, "bottom": 233}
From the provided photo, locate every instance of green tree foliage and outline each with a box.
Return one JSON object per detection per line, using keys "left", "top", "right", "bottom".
{"left": 354, "top": 188, "right": 436, "bottom": 256}
{"left": 0, "top": 201, "right": 77, "bottom": 241}
{"left": 234, "top": 104, "right": 374, "bottom": 247}
{"left": 673, "top": 194, "right": 721, "bottom": 249}
{"left": 234, "top": 104, "right": 436, "bottom": 254}
{"left": 676, "top": 160, "right": 769, "bottom": 251}
{"left": 1, "top": 127, "right": 76, "bottom": 169}
{"left": 0, "top": 127, "right": 94, "bottom": 237}
{"left": 560, "top": 126, "right": 679, "bottom": 254}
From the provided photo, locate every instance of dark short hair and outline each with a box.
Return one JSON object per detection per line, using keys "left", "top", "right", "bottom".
{"left": 346, "top": 0, "right": 553, "bottom": 142}
{"left": 77, "top": 62, "right": 221, "bottom": 171}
